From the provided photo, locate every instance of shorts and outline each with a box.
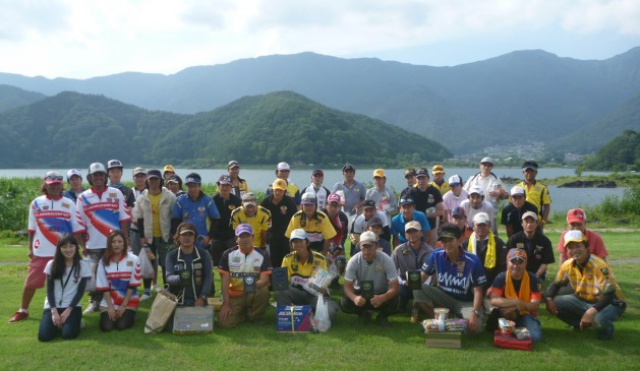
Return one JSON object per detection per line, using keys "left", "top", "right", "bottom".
{"left": 26, "top": 256, "right": 53, "bottom": 289}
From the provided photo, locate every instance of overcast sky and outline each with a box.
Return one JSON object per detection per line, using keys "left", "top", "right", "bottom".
{"left": 1, "top": 0, "right": 639, "bottom": 79}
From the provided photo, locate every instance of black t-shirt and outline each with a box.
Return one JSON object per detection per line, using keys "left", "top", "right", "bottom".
{"left": 260, "top": 194, "right": 297, "bottom": 235}
{"left": 212, "top": 193, "right": 242, "bottom": 240}
{"left": 501, "top": 201, "right": 539, "bottom": 234}
{"left": 506, "top": 231, "right": 555, "bottom": 277}
{"left": 406, "top": 186, "right": 443, "bottom": 228}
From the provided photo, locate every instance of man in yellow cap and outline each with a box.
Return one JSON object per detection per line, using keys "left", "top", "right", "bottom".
{"left": 430, "top": 165, "right": 450, "bottom": 195}
{"left": 163, "top": 164, "right": 176, "bottom": 182}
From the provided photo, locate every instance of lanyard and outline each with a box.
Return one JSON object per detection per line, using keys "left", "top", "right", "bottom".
{"left": 59, "top": 266, "right": 75, "bottom": 307}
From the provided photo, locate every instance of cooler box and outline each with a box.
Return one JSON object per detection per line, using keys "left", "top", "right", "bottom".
{"left": 277, "top": 305, "right": 312, "bottom": 333}
{"left": 493, "top": 330, "right": 533, "bottom": 351}
{"left": 173, "top": 306, "right": 214, "bottom": 335}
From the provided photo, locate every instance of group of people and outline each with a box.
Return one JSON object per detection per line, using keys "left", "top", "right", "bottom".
{"left": 9, "top": 158, "right": 625, "bottom": 343}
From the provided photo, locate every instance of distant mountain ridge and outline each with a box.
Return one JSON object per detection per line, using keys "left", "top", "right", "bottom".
{"left": 1, "top": 48, "right": 639, "bottom": 154}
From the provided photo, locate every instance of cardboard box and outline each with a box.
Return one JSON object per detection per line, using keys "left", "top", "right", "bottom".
{"left": 173, "top": 306, "right": 214, "bottom": 335}
{"left": 277, "top": 305, "right": 312, "bottom": 333}
{"left": 425, "top": 331, "right": 462, "bottom": 349}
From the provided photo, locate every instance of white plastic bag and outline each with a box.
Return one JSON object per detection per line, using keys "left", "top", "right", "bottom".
{"left": 139, "top": 249, "right": 155, "bottom": 279}
{"left": 314, "top": 295, "right": 331, "bottom": 332}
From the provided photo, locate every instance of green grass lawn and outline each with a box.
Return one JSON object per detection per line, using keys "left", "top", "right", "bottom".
{"left": 1, "top": 231, "right": 638, "bottom": 370}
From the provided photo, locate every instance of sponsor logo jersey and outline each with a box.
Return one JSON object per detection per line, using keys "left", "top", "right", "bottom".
{"left": 96, "top": 252, "right": 141, "bottom": 309}
{"left": 219, "top": 246, "right": 272, "bottom": 296}
{"left": 421, "top": 249, "right": 487, "bottom": 302}
{"left": 76, "top": 187, "right": 130, "bottom": 250}
{"left": 29, "top": 195, "right": 82, "bottom": 257}
{"left": 281, "top": 251, "right": 328, "bottom": 289}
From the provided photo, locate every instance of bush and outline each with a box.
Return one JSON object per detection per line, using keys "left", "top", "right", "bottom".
{"left": 0, "top": 178, "right": 42, "bottom": 231}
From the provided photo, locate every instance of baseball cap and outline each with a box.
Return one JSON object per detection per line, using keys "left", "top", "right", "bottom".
{"left": 301, "top": 192, "right": 317, "bottom": 205}
{"left": 405, "top": 220, "right": 422, "bottom": 232}
{"left": 184, "top": 173, "right": 202, "bottom": 185}
{"left": 132, "top": 167, "right": 147, "bottom": 176}
{"left": 510, "top": 186, "right": 525, "bottom": 197}
{"left": 415, "top": 168, "right": 429, "bottom": 178}
{"left": 242, "top": 192, "right": 258, "bottom": 206}
{"left": 167, "top": 175, "right": 181, "bottom": 184}
{"left": 448, "top": 175, "right": 463, "bottom": 186}
{"left": 469, "top": 186, "right": 484, "bottom": 196}
{"left": 521, "top": 211, "right": 539, "bottom": 221}
{"left": 44, "top": 171, "right": 63, "bottom": 184}
{"left": 567, "top": 208, "right": 587, "bottom": 224}
{"left": 88, "top": 162, "right": 107, "bottom": 175}
{"left": 217, "top": 175, "right": 233, "bottom": 185}
{"left": 235, "top": 223, "right": 254, "bottom": 236}
{"left": 359, "top": 231, "right": 378, "bottom": 245}
{"left": 107, "top": 159, "right": 123, "bottom": 169}
{"left": 452, "top": 207, "right": 466, "bottom": 218}
{"left": 290, "top": 229, "right": 308, "bottom": 241}
{"left": 366, "top": 217, "right": 384, "bottom": 229}
{"left": 327, "top": 193, "right": 341, "bottom": 204}
{"left": 432, "top": 165, "right": 445, "bottom": 174}
{"left": 342, "top": 164, "right": 355, "bottom": 172}
{"left": 228, "top": 160, "right": 240, "bottom": 169}
{"left": 362, "top": 200, "right": 376, "bottom": 209}
{"left": 163, "top": 164, "right": 175, "bottom": 173}
{"left": 277, "top": 162, "right": 290, "bottom": 171}
{"left": 473, "top": 212, "right": 491, "bottom": 225}
{"left": 400, "top": 197, "right": 415, "bottom": 206}
{"left": 179, "top": 224, "right": 197, "bottom": 235}
{"left": 66, "top": 169, "right": 82, "bottom": 181}
{"left": 438, "top": 224, "right": 461, "bottom": 241}
{"left": 522, "top": 160, "right": 539, "bottom": 171}
{"left": 480, "top": 157, "right": 494, "bottom": 165}
{"left": 563, "top": 230, "right": 586, "bottom": 246}
{"left": 507, "top": 248, "right": 527, "bottom": 263}
{"left": 404, "top": 168, "right": 416, "bottom": 178}
{"left": 272, "top": 179, "right": 287, "bottom": 191}
{"left": 373, "top": 169, "right": 386, "bottom": 178}
{"left": 147, "top": 169, "right": 162, "bottom": 179}
{"left": 312, "top": 169, "right": 324, "bottom": 177}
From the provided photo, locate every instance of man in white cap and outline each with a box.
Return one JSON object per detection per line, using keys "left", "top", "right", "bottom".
{"left": 64, "top": 169, "right": 86, "bottom": 203}
{"left": 461, "top": 212, "right": 508, "bottom": 291}
{"left": 230, "top": 192, "right": 272, "bottom": 250}
{"left": 501, "top": 186, "right": 539, "bottom": 238}
{"left": 463, "top": 157, "right": 507, "bottom": 232}
{"left": 459, "top": 186, "right": 495, "bottom": 231}
{"left": 266, "top": 161, "right": 301, "bottom": 207}
{"left": 365, "top": 168, "right": 398, "bottom": 226}
{"left": 341, "top": 231, "right": 400, "bottom": 326}
{"left": 442, "top": 174, "right": 469, "bottom": 223}
{"left": 506, "top": 211, "right": 555, "bottom": 280}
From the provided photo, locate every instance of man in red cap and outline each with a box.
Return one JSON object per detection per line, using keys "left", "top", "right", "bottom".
{"left": 557, "top": 208, "right": 609, "bottom": 264}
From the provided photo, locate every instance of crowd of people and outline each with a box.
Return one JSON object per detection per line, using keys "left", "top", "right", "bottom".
{"left": 9, "top": 158, "right": 626, "bottom": 342}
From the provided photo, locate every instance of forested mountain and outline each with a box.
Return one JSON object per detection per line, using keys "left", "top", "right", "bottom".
{"left": 0, "top": 85, "right": 46, "bottom": 112}
{"left": 0, "top": 91, "right": 449, "bottom": 168}
{"left": 582, "top": 130, "right": 640, "bottom": 171}
{"left": 1, "top": 48, "right": 639, "bottom": 154}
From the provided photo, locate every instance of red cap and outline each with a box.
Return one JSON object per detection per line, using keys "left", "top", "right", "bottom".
{"left": 567, "top": 208, "right": 586, "bottom": 224}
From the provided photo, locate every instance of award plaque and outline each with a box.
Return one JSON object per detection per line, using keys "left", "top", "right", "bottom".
{"left": 408, "top": 270, "right": 422, "bottom": 290}
{"left": 243, "top": 274, "right": 257, "bottom": 294}
{"left": 361, "top": 280, "right": 374, "bottom": 300}
{"left": 272, "top": 267, "right": 289, "bottom": 292}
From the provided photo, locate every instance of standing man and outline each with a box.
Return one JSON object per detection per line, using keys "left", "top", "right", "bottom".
{"left": 350, "top": 200, "right": 391, "bottom": 251}
{"left": 331, "top": 164, "right": 366, "bottom": 225}
{"left": 391, "top": 221, "right": 433, "bottom": 314}
{"left": 230, "top": 192, "right": 272, "bottom": 250}
{"left": 76, "top": 162, "right": 131, "bottom": 314}
{"left": 430, "top": 165, "right": 450, "bottom": 196}
{"left": 442, "top": 175, "right": 468, "bottom": 223}
{"left": 64, "top": 169, "right": 86, "bottom": 204}
{"left": 413, "top": 223, "right": 487, "bottom": 333}
{"left": 516, "top": 160, "right": 551, "bottom": 228}
{"left": 133, "top": 169, "right": 176, "bottom": 299}
{"left": 406, "top": 168, "right": 443, "bottom": 246}
{"left": 557, "top": 208, "right": 609, "bottom": 263}
{"left": 506, "top": 211, "right": 555, "bottom": 280}
{"left": 129, "top": 167, "right": 147, "bottom": 260}
{"left": 400, "top": 168, "right": 417, "bottom": 199}
{"left": 461, "top": 212, "right": 508, "bottom": 292}
{"left": 459, "top": 187, "right": 495, "bottom": 231}
{"left": 302, "top": 169, "right": 331, "bottom": 210}
{"left": 218, "top": 224, "right": 272, "bottom": 328}
{"left": 266, "top": 162, "right": 301, "bottom": 206}
{"left": 211, "top": 175, "right": 242, "bottom": 266}
{"left": 106, "top": 159, "right": 136, "bottom": 210}
{"left": 227, "top": 160, "right": 250, "bottom": 199}
{"left": 464, "top": 157, "right": 508, "bottom": 232}
{"left": 172, "top": 172, "right": 220, "bottom": 249}
{"left": 501, "top": 186, "right": 539, "bottom": 238}
{"left": 9, "top": 171, "right": 83, "bottom": 322}
{"left": 390, "top": 197, "right": 429, "bottom": 248}
{"left": 162, "top": 164, "right": 176, "bottom": 182}
{"left": 341, "top": 231, "right": 400, "bottom": 326}
{"left": 167, "top": 175, "right": 185, "bottom": 197}
{"left": 261, "top": 179, "right": 297, "bottom": 268}
{"left": 366, "top": 169, "right": 398, "bottom": 226}
{"left": 546, "top": 230, "right": 625, "bottom": 340}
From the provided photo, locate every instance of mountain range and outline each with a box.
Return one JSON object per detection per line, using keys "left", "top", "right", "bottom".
{"left": 1, "top": 48, "right": 639, "bottom": 155}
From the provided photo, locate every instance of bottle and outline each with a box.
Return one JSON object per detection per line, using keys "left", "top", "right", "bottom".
{"left": 411, "top": 307, "right": 419, "bottom": 324}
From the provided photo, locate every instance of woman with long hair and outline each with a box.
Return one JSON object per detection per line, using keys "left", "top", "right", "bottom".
{"left": 38, "top": 234, "right": 91, "bottom": 341}
{"left": 96, "top": 230, "right": 141, "bottom": 331}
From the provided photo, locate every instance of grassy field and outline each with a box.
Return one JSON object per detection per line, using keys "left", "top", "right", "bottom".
{"left": 1, "top": 230, "right": 638, "bottom": 370}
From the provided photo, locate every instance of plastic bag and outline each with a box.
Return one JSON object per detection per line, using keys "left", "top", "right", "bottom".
{"left": 84, "top": 258, "right": 97, "bottom": 292}
{"left": 139, "top": 249, "right": 155, "bottom": 279}
{"left": 314, "top": 295, "right": 331, "bottom": 332}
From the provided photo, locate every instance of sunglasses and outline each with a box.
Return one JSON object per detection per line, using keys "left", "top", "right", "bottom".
{"left": 46, "top": 175, "right": 64, "bottom": 181}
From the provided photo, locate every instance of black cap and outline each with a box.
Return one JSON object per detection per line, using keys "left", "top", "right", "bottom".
{"left": 400, "top": 197, "right": 415, "bottom": 206}
{"left": 522, "top": 160, "right": 539, "bottom": 171}
{"left": 362, "top": 200, "right": 376, "bottom": 209}
{"left": 184, "top": 173, "right": 202, "bottom": 185}
{"left": 404, "top": 168, "right": 416, "bottom": 178}
{"left": 342, "top": 164, "right": 355, "bottom": 173}
{"left": 147, "top": 169, "right": 162, "bottom": 179}
{"left": 415, "top": 168, "right": 429, "bottom": 178}
{"left": 438, "top": 223, "right": 462, "bottom": 241}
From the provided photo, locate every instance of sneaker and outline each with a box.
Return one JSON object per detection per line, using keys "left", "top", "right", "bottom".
{"left": 8, "top": 311, "right": 29, "bottom": 323}
{"left": 83, "top": 301, "right": 99, "bottom": 315}
{"left": 486, "top": 308, "right": 500, "bottom": 332}
{"left": 140, "top": 293, "right": 152, "bottom": 301}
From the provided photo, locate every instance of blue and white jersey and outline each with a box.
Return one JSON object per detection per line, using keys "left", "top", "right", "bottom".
{"left": 421, "top": 249, "right": 487, "bottom": 301}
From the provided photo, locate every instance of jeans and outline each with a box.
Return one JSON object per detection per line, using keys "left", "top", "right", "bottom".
{"left": 87, "top": 249, "right": 106, "bottom": 304}
{"left": 340, "top": 290, "right": 400, "bottom": 317}
{"left": 516, "top": 314, "right": 543, "bottom": 342}
{"left": 38, "top": 307, "right": 83, "bottom": 342}
{"left": 554, "top": 294, "right": 625, "bottom": 340}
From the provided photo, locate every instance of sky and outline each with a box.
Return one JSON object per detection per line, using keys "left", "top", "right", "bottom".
{"left": 1, "top": 0, "right": 639, "bottom": 79}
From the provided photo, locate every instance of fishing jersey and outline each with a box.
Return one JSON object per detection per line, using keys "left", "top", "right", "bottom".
{"left": 96, "top": 252, "right": 141, "bottom": 309}
{"left": 29, "top": 195, "right": 82, "bottom": 257}
{"left": 219, "top": 246, "right": 272, "bottom": 297}
{"left": 76, "top": 187, "right": 130, "bottom": 250}
{"left": 421, "top": 249, "right": 487, "bottom": 302}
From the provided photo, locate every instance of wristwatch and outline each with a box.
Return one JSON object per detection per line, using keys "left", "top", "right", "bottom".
{"left": 472, "top": 309, "right": 481, "bottom": 317}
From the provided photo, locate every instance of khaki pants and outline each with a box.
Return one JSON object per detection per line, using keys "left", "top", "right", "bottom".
{"left": 219, "top": 285, "right": 269, "bottom": 328}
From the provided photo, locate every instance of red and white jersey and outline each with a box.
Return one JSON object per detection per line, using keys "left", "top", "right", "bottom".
{"left": 28, "top": 195, "right": 82, "bottom": 257}
{"left": 96, "top": 252, "right": 141, "bottom": 309}
{"left": 76, "top": 187, "right": 130, "bottom": 250}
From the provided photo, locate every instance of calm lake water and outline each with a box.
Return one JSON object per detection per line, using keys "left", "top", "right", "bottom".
{"left": 1, "top": 167, "right": 624, "bottom": 213}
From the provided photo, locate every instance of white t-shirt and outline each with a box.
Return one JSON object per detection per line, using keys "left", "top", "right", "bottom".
{"left": 460, "top": 200, "right": 495, "bottom": 229}
{"left": 43, "top": 259, "right": 92, "bottom": 309}
{"left": 442, "top": 189, "right": 470, "bottom": 222}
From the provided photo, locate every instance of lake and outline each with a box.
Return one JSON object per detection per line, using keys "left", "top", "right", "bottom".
{"left": 1, "top": 167, "right": 625, "bottom": 213}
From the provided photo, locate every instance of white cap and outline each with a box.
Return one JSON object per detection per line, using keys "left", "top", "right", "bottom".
{"left": 521, "top": 211, "right": 539, "bottom": 221}
{"left": 473, "top": 212, "right": 491, "bottom": 225}
{"left": 448, "top": 175, "right": 463, "bottom": 186}
{"left": 66, "top": 169, "right": 82, "bottom": 181}
{"left": 290, "top": 229, "right": 308, "bottom": 241}
{"left": 480, "top": 157, "right": 494, "bottom": 165}
{"left": 469, "top": 186, "right": 484, "bottom": 196}
{"left": 510, "top": 186, "right": 525, "bottom": 196}
{"left": 564, "top": 230, "right": 585, "bottom": 246}
{"left": 359, "top": 231, "right": 378, "bottom": 245}
{"left": 277, "top": 162, "right": 290, "bottom": 171}
{"left": 88, "top": 162, "right": 107, "bottom": 175}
